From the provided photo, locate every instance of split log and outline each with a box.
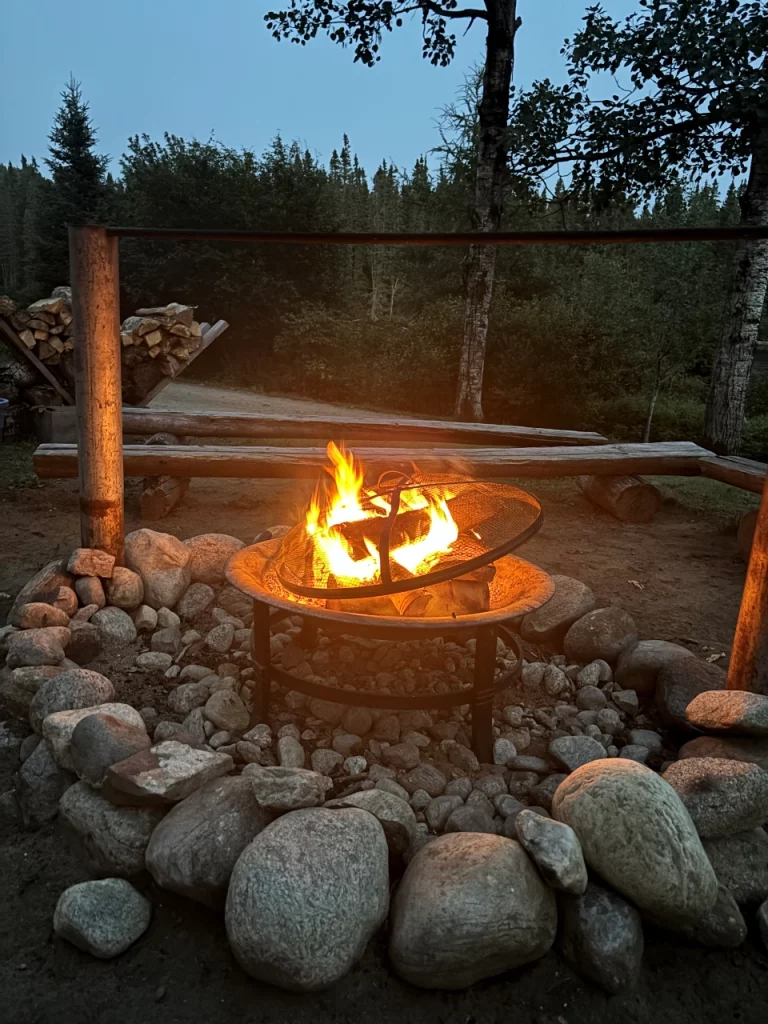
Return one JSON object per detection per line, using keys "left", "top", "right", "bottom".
{"left": 577, "top": 474, "right": 662, "bottom": 523}
{"left": 33, "top": 440, "right": 712, "bottom": 482}
{"left": 699, "top": 454, "right": 766, "bottom": 495}
{"left": 139, "top": 431, "right": 189, "bottom": 520}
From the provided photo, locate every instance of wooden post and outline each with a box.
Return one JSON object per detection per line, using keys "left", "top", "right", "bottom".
{"left": 727, "top": 471, "right": 768, "bottom": 694}
{"left": 69, "top": 225, "right": 124, "bottom": 562}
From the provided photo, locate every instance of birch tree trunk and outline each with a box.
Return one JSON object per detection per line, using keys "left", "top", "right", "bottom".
{"left": 704, "top": 122, "right": 768, "bottom": 454}
{"left": 454, "top": 1, "right": 518, "bottom": 422}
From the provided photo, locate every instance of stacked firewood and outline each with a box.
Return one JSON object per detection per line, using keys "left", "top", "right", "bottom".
{"left": 119, "top": 303, "right": 205, "bottom": 404}
{"left": 3, "top": 288, "right": 74, "bottom": 367}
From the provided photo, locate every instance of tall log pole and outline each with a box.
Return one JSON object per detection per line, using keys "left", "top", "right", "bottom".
{"left": 69, "top": 225, "right": 125, "bottom": 563}
{"left": 727, "top": 471, "right": 768, "bottom": 693}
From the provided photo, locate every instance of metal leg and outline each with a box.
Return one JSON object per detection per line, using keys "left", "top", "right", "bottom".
{"left": 299, "top": 618, "right": 319, "bottom": 649}
{"left": 472, "top": 626, "right": 497, "bottom": 764}
{"left": 250, "top": 599, "right": 272, "bottom": 725}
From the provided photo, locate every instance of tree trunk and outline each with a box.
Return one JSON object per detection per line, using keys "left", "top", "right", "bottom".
{"left": 703, "top": 123, "right": 768, "bottom": 454}
{"left": 642, "top": 384, "right": 659, "bottom": 443}
{"left": 454, "top": 1, "right": 518, "bottom": 422}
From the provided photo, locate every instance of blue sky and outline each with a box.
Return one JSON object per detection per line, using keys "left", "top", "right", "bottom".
{"left": 2, "top": 0, "right": 638, "bottom": 177}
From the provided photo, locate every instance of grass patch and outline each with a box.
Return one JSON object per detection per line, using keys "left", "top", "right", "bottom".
{"left": 0, "top": 442, "right": 42, "bottom": 491}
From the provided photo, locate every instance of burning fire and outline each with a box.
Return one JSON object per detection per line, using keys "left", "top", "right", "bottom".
{"left": 306, "top": 442, "right": 458, "bottom": 586}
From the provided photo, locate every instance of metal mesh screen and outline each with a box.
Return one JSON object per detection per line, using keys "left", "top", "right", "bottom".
{"left": 276, "top": 476, "right": 542, "bottom": 599}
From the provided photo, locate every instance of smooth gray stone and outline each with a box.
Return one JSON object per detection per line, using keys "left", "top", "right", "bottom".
{"left": 530, "top": 774, "right": 567, "bottom": 812}
{"left": 656, "top": 658, "right": 726, "bottom": 728}
{"left": 549, "top": 735, "right": 606, "bottom": 772}
{"left": 520, "top": 575, "right": 595, "bottom": 645}
{"left": 389, "top": 832, "right": 557, "bottom": 989}
{"left": 685, "top": 690, "right": 768, "bottom": 737}
{"left": 59, "top": 781, "right": 165, "bottom": 877}
{"left": 560, "top": 881, "right": 644, "bottom": 994}
{"left": 29, "top": 668, "right": 115, "bottom": 733}
{"left": 325, "top": 788, "right": 417, "bottom": 841}
{"left": 663, "top": 758, "right": 768, "bottom": 838}
{"left": 91, "top": 606, "right": 138, "bottom": 644}
{"left": 647, "top": 883, "right": 747, "bottom": 949}
{"left": 146, "top": 776, "right": 272, "bottom": 907}
{"left": 226, "top": 807, "right": 389, "bottom": 991}
{"left": 0, "top": 665, "right": 61, "bottom": 719}
{"left": 54, "top": 878, "right": 151, "bottom": 958}
{"left": 702, "top": 829, "right": 768, "bottom": 905}
{"left": 6, "top": 627, "right": 68, "bottom": 669}
{"left": 553, "top": 759, "right": 718, "bottom": 925}
{"left": 15, "top": 740, "right": 74, "bottom": 828}
{"left": 43, "top": 703, "right": 146, "bottom": 773}
{"left": 514, "top": 809, "right": 587, "bottom": 894}
{"left": 563, "top": 607, "right": 638, "bottom": 665}
{"left": 398, "top": 763, "right": 447, "bottom": 797}
{"left": 614, "top": 640, "right": 695, "bottom": 699}
{"left": 425, "top": 794, "right": 464, "bottom": 832}
{"left": 69, "top": 713, "right": 151, "bottom": 786}
{"left": 678, "top": 735, "right": 768, "bottom": 771}
{"left": 444, "top": 804, "right": 495, "bottom": 835}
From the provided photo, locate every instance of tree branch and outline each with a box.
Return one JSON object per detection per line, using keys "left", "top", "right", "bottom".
{"left": 417, "top": 2, "right": 488, "bottom": 20}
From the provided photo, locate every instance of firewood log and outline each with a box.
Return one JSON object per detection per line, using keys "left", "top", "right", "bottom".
{"left": 577, "top": 474, "right": 661, "bottom": 523}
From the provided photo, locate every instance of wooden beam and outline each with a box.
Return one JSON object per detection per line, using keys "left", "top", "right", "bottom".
{"left": 699, "top": 454, "right": 766, "bottom": 494}
{"left": 135, "top": 319, "right": 229, "bottom": 407}
{"left": 727, "top": 472, "right": 768, "bottom": 694}
{"left": 120, "top": 407, "right": 609, "bottom": 447}
{"left": 0, "top": 318, "right": 75, "bottom": 405}
{"left": 69, "top": 225, "right": 124, "bottom": 562}
{"left": 34, "top": 440, "right": 710, "bottom": 481}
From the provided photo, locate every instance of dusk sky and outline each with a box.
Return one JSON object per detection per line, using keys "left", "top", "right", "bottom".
{"left": 2, "top": 1, "right": 638, "bottom": 177}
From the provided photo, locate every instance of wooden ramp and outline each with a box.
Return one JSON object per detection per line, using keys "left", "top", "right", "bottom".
{"left": 34, "top": 440, "right": 710, "bottom": 481}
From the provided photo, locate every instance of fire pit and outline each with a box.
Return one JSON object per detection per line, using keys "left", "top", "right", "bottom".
{"left": 227, "top": 444, "right": 554, "bottom": 761}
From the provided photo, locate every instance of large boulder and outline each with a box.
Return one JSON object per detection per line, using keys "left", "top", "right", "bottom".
{"left": 54, "top": 878, "right": 151, "bottom": 959}
{"left": 28, "top": 669, "right": 115, "bottom": 733}
{"left": 662, "top": 758, "right": 768, "bottom": 838}
{"left": 0, "top": 665, "right": 61, "bottom": 718}
{"left": 42, "top": 703, "right": 146, "bottom": 772}
{"left": 560, "top": 881, "right": 644, "bottom": 994}
{"left": 124, "top": 529, "right": 191, "bottom": 610}
{"left": 184, "top": 533, "right": 245, "bottom": 585}
{"left": 520, "top": 575, "right": 596, "bottom": 646}
{"left": 11, "top": 602, "right": 70, "bottom": 629}
{"left": 6, "top": 627, "right": 70, "bottom": 669}
{"left": 656, "top": 658, "right": 726, "bottom": 729}
{"left": 103, "top": 741, "right": 233, "bottom": 806}
{"left": 6, "top": 559, "right": 72, "bottom": 625}
{"left": 563, "top": 607, "right": 638, "bottom": 665}
{"left": 103, "top": 568, "right": 144, "bottom": 611}
{"left": 685, "top": 690, "right": 768, "bottom": 736}
{"left": 677, "top": 735, "right": 768, "bottom": 771}
{"left": 552, "top": 759, "right": 718, "bottom": 925}
{"left": 389, "top": 832, "right": 557, "bottom": 989}
{"left": 146, "top": 776, "right": 272, "bottom": 908}
{"left": 15, "top": 740, "right": 74, "bottom": 828}
{"left": 702, "top": 829, "right": 768, "bottom": 905}
{"left": 225, "top": 807, "right": 389, "bottom": 991}
{"left": 69, "top": 712, "right": 152, "bottom": 784}
{"left": 614, "top": 640, "right": 695, "bottom": 699}
{"left": 326, "top": 788, "right": 417, "bottom": 859}
{"left": 59, "top": 781, "right": 165, "bottom": 877}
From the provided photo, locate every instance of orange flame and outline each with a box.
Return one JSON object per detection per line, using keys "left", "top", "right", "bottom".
{"left": 306, "top": 442, "right": 457, "bottom": 587}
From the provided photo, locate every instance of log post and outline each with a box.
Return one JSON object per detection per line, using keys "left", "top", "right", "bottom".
{"left": 577, "top": 475, "right": 662, "bottom": 523}
{"left": 727, "top": 472, "right": 768, "bottom": 693}
{"left": 69, "top": 225, "right": 124, "bottom": 562}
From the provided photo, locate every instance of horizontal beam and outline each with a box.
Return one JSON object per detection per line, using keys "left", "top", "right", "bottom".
{"left": 105, "top": 226, "right": 768, "bottom": 246}
{"left": 121, "top": 407, "right": 608, "bottom": 447}
{"left": 34, "top": 440, "right": 710, "bottom": 481}
{"left": 699, "top": 454, "right": 767, "bottom": 494}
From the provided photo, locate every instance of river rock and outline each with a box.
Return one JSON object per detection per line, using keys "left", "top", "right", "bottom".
{"left": 563, "top": 607, "right": 638, "bottom": 665}
{"left": 702, "top": 829, "right": 768, "bottom": 904}
{"left": 204, "top": 690, "right": 249, "bottom": 733}
{"left": 444, "top": 804, "right": 495, "bottom": 834}
{"left": 59, "top": 781, "right": 165, "bottom": 876}
{"left": 91, "top": 606, "right": 137, "bottom": 645}
{"left": 177, "top": 582, "right": 215, "bottom": 622}
{"left": 51, "top": 586, "right": 78, "bottom": 617}
{"left": 11, "top": 602, "right": 70, "bottom": 629}
{"left": 243, "top": 764, "right": 332, "bottom": 810}
{"left": 662, "top": 758, "right": 768, "bottom": 838}
{"left": 311, "top": 748, "right": 343, "bottom": 775}
{"left": 136, "top": 651, "right": 173, "bottom": 672}
{"left": 514, "top": 809, "right": 587, "bottom": 894}
{"left": 103, "top": 567, "right": 144, "bottom": 611}
{"left": 549, "top": 735, "right": 606, "bottom": 772}
{"left": 103, "top": 741, "right": 233, "bottom": 806}
{"left": 277, "top": 735, "right": 305, "bottom": 768}
{"left": 0, "top": 664, "right": 61, "bottom": 718}
{"left": 520, "top": 575, "right": 596, "bottom": 646}
{"left": 67, "top": 548, "right": 116, "bottom": 578}
{"left": 29, "top": 668, "right": 115, "bottom": 733}
{"left": 206, "top": 623, "right": 235, "bottom": 653}
{"left": 552, "top": 759, "right": 718, "bottom": 924}
{"left": 225, "top": 807, "right": 389, "bottom": 990}
{"left": 134, "top": 605, "right": 158, "bottom": 632}
{"left": 6, "top": 627, "right": 69, "bottom": 669}
{"left": 530, "top": 773, "right": 568, "bottom": 812}
{"left": 124, "top": 528, "right": 191, "bottom": 609}
{"left": 326, "top": 788, "right": 417, "bottom": 849}
{"left": 656, "top": 658, "right": 726, "bottom": 728}
{"left": 7, "top": 558, "right": 72, "bottom": 625}
{"left": 560, "top": 881, "right": 644, "bottom": 993}
{"left": 678, "top": 735, "right": 768, "bottom": 771}
{"left": 685, "top": 690, "right": 768, "bottom": 736}
{"left": 69, "top": 713, "right": 151, "bottom": 785}
{"left": 425, "top": 794, "right": 464, "bottom": 832}
{"left": 43, "top": 702, "right": 145, "bottom": 772}
{"left": 398, "top": 763, "right": 447, "bottom": 797}
{"left": 146, "top": 775, "right": 272, "bottom": 907}
{"left": 15, "top": 740, "right": 74, "bottom": 827}
{"left": 614, "top": 640, "right": 695, "bottom": 699}
{"left": 54, "top": 878, "right": 151, "bottom": 958}
{"left": 389, "top": 832, "right": 557, "bottom": 988}
{"left": 184, "top": 533, "right": 245, "bottom": 584}
{"left": 74, "top": 577, "right": 107, "bottom": 610}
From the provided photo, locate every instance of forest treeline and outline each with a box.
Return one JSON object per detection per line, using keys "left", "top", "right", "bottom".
{"left": 2, "top": 106, "right": 766, "bottom": 454}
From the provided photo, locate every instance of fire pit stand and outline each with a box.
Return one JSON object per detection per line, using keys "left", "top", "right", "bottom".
{"left": 228, "top": 540, "right": 555, "bottom": 762}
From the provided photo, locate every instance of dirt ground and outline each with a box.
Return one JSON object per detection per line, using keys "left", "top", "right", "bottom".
{"left": 2, "top": 384, "right": 768, "bottom": 1022}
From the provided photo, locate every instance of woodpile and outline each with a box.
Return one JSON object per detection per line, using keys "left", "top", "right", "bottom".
{"left": 119, "top": 303, "right": 206, "bottom": 403}
{"left": 5, "top": 288, "right": 74, "bottom": 368}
